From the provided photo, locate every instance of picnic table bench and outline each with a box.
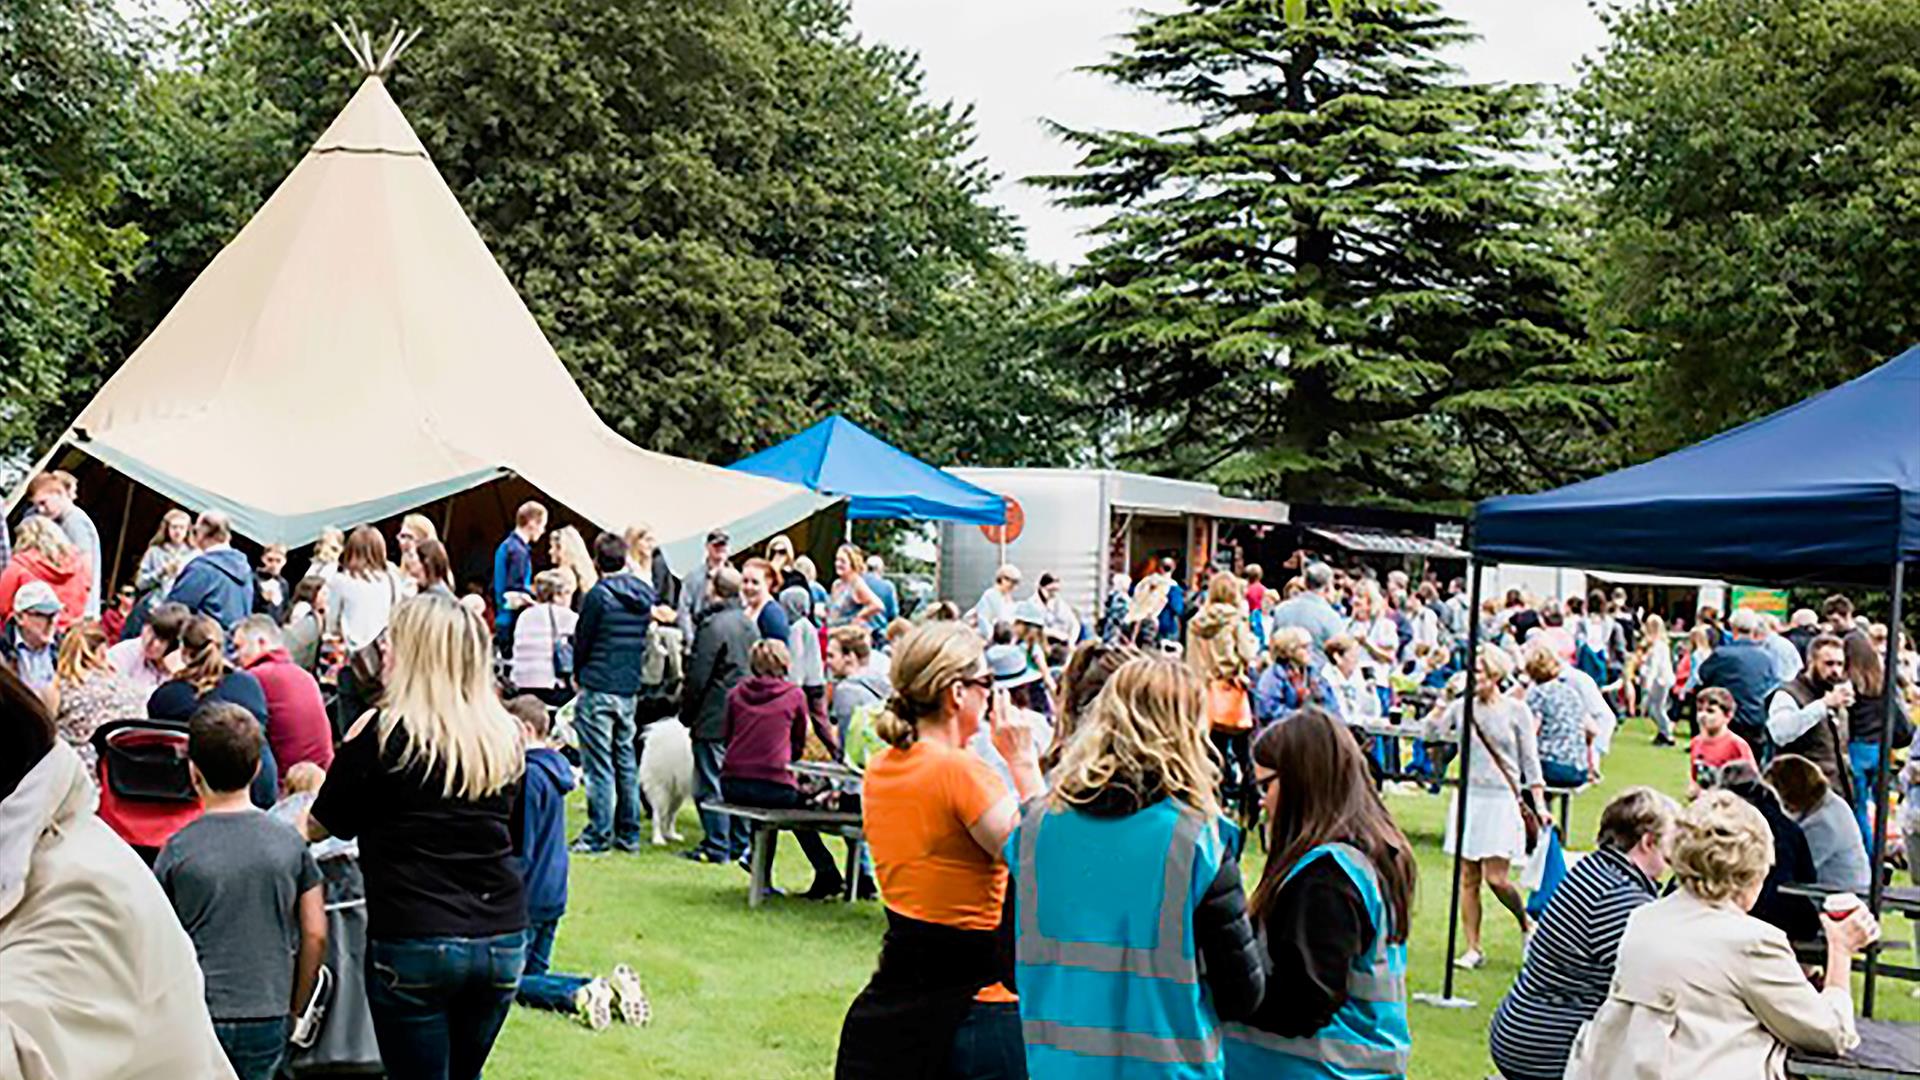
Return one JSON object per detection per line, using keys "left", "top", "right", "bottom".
{"left": 699, "top": 803, "right": 865, "bottom": 908}
{"left": 1791, "top": 1017, "right": 1920, "bottom": 1078}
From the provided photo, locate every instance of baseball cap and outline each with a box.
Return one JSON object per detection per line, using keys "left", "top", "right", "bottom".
{"left": 706, "top": 529, "right": 730, "bottom": 546}
{"left": 13, "top": 581, "right": 63, "bottom": 616}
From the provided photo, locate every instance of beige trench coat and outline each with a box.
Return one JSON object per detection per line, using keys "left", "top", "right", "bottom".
{"left": 0, "top": 742, "right": 238, "bottom": 1080}
{"left": 1566, "top": 888, "right": 1856, "bottom": 1080}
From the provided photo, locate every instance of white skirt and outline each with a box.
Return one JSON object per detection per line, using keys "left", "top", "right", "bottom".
{"left": 1443, "top": 787, "right": 1527, "bottom": 863}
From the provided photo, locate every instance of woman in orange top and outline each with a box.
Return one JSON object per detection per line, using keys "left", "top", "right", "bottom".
{"left": 837, "top": 621, "right": 1044, "bottom": 1080}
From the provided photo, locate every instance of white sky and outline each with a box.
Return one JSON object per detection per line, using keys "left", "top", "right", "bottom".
{"left": 849, "top": 0, "right": 1611, "bottom": 266}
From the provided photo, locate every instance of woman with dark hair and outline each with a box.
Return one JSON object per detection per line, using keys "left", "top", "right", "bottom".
{"left": 148, "top": 616, "right": 277, "bottom": 809}
{"left": 1844, "top": 630, "right": 1905, "bottom": 843}
{"left": 408, "top": 539, "right": 457, "bottom": 600}
{"left": 1225, "top": 706, "right": 1415, "bottom": 1079}
{"left": 0, "top": 664, "right": 238, "bottom": 1077}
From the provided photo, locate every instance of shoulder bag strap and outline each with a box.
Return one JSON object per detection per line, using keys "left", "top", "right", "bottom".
{"left": 1468, "top": 706, "right": 1526, "bottom": 804}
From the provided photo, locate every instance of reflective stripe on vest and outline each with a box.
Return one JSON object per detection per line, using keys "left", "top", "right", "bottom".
{"left": 1223, "top": 843, "right": 1410, "bottom": 1078}
{"left": 1023, "top": 1020, "right": 1223, "bottom": 1065}
{"left": 1223, "top": 1027, "right": 1410, "bottom": 1075}
{"left": 1015, "top": 801, "right": 1204, "bottom": 983}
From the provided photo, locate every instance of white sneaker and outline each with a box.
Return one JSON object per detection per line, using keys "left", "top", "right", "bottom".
{"left": 1453, "top": 949, "right": 1486, "bottom": 971}
{"left": 609, "top": 963, "right": 652, "bottom": 1027}
{"left": 574, "top": 978, "right": 614, "bottom": 1031}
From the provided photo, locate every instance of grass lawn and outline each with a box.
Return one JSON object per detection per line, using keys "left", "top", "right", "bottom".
{"left": 486, "top": 717, "right": 1920, "bottom": 1078}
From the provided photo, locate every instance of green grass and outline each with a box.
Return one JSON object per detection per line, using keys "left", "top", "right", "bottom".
{"left": 485, "top": 719, "right": 1920, "bottom": 1078}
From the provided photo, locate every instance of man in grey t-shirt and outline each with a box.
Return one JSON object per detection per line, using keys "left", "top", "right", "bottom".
{"left": 154, "top": 702, "right": 325, "bottom": 1080}
{"left": 1271, "top": 561, "right": 1348, "bottom": 667}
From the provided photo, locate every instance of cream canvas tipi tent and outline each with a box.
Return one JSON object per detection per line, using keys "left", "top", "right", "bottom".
{"left": 23, "top": 58, "right": 831, "bottom": 570}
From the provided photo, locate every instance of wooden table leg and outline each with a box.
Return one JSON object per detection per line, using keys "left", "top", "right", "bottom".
{"left": 843, "top": 836, "right": 863, "bottom": 903}
{"left": 749, "top": 824, "right": 776, "bottom": 908}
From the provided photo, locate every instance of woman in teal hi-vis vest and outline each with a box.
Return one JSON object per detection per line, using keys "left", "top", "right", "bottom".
{"left": 1006, "top": 655, "right": 1265, "bottom": 1079}
{"left": 1225, "top": 707, "right": 1416, "bottom": 1080}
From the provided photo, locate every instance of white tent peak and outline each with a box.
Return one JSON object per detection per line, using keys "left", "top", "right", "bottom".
{"left": 312, "top": 76, "right": 429, "bottom": 158}
{"left": 44, "top": 55, "right": 830, "bottom": 567}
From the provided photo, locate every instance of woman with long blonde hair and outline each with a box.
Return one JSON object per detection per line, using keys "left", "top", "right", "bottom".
{"left": 0, "top": 516, "right": 89, "bottom": 630}
{"left": 837, "top": 622, "right": 1042, "bottom": 1080}
{"left": 309, "top": 595, "right": 528, "bottom": 1077}
{"left": 1637, "top": 613, "right": 1677, "bottom": 745}
{"left": 1009, "top": 655, "right": 1262, "bottom": 1076}
{"left": 47, "top": 618, "right": 146, "bottom": 770}
{"left": 550, "top": 525, "right": 599, "bottom": 604}
{"left": 396, "top": 513, "right": 440, "bottom": 598}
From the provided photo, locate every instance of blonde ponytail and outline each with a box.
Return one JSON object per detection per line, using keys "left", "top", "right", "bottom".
{"left": 876, "top": 622, "right": 984, "bottom": 750}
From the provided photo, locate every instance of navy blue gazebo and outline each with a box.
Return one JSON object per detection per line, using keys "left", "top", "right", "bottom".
{"left": 731, "top": 415, "right": 1007, "bottom": 526}
{"left": 1434, "top": 346, "right": 1920, "bottom": 1012}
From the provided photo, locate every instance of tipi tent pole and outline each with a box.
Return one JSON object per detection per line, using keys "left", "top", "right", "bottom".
{"left": 1865, "top": 559, "right": 1906, "bottom": 1017}
{"left": 108, "top": 483, "right": 134, "bottom": 591}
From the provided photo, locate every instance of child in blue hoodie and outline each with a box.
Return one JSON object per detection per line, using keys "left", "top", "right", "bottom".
{"left": 507, "top": 696, "right": 651, "bottom": 1030}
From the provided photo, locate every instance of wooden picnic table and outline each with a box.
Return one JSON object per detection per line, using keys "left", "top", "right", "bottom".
{"left": 1791, "top": 1018, "right": 1920, "bottom": 1078}
{"left": 1782, "top": 882, "right": 1920, "bottom": 917}
{"left": 699, "top": 802, "right": 865, "bottom": 908}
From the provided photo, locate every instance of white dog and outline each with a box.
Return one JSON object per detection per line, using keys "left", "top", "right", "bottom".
{"left": 640, "top": 720, "right": 695, "bottom": 846}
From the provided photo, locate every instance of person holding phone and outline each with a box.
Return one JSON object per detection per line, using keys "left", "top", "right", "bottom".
{"left": 836, "top": 622, "right": 1043, "bottom": 1080}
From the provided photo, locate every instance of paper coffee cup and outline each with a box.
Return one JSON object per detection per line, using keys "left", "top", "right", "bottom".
{"left": 1824, "top": 892, "right": 1863, "bottom": 921}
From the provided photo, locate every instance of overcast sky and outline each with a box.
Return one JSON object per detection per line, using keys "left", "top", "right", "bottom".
{"left": 849, "top": 0, "right": 1611, "bottom": 266}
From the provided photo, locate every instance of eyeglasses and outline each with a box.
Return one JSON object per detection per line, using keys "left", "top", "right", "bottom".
{"left": 959, "top": 675, "right": 996, "bottom": 692}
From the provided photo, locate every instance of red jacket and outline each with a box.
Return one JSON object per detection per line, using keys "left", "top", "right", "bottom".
{"left": 0, "top": 549, "right": 91, "bottom": 630}
{"left": 721, "top": 676, "right": 813, "bottom": 786}
{"left": 244, "top": 647, "right": 335, "bottom": 780}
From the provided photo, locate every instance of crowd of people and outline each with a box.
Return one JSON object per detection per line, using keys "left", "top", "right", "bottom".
{"left": 0, "top": 472, "right": 1910, "bottom": 1080}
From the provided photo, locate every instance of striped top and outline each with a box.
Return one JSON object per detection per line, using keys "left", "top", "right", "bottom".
{"left": 1488, "top": 846, "right": 1657, "bottom": 1080}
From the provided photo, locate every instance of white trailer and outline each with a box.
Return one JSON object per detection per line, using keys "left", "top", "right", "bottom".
{"left": 937, "top": 468, "right": 1290, "bottom": 622}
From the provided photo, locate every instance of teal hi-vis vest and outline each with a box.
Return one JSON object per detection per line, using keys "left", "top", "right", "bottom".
{"left": 1222, "top": 843, "right": 1411, "bottom": 1080}
{"left": 1006, "top": 798, "right": 1235, "bottom": 1079}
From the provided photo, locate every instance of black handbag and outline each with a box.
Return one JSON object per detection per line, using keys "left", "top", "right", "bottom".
{"left": 549, "top": 606, "right": 575, "bottom": 683}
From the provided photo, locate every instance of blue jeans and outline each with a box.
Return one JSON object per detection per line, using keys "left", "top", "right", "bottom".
{"left": 576, "top": 690, "right": 641, "bottom": 851}
{"left": 366, "top": 931, "right": 527, "bottom": 1080}
{"left": 213, "top": 1017, "right": 288, "bottom": 1080}
{"left": 692, "top": 739, "right": 741, "bottom": 859}
{"left": 517, "top": 918, "right": 591, "bottom": 1014}
{"left": 1542, "top": 759, "right": 1589, "bottom": 788}
{"left": 947, "top": 1000, "right": 1027, "bottom": 1079}
{"left": 1850, "top": 740, "right": 1881, "bottom": 846}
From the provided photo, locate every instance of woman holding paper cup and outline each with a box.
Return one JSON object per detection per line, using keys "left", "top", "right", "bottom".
{"left": 1566, "top": 790, "right": 1876, "bottom": 1080}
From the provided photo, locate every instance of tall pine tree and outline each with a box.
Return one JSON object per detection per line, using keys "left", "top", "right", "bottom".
{"left": 1041, "top": 0, "right": 1627, "bottom": 508}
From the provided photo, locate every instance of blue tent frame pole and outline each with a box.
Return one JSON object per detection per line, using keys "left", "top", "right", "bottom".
{"left": 1438, "top": 559, "right": 1483, "bottom": 1003}
{"left": 1865, "top": 559, "right": 1906, "bottom": 1017}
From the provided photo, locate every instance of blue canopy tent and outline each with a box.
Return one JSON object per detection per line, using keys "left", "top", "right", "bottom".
{"left": 1475, "top": 346, "right": 1920, "bottom": 584}
{"left": 731, "top": 415, "right": 1008, "bottom": 525}
{"left": 1426, "top": 347, "right": 1920, "bottom": 1013}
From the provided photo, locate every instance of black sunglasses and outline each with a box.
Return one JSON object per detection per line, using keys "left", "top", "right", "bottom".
{"left": 959, "top": 674, "right": 995, "bottom": 692}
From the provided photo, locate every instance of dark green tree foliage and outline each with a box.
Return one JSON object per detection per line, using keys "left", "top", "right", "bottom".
{"left": 175, "top": 0, "right": 1066, "bottom": 468}
{"left": 1567, "top": 0, "right": 1920, "bottom": 454}
{"left": 1040, "top": 0, "right": 1626, "bottom": 508}
{"left": 0, "top": 0, "right": 143, "bottom": 459}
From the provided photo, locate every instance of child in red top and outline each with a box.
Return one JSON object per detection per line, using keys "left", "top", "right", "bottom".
{"left": 1689, "top": 686, "right": 1756, "bottom": 795}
